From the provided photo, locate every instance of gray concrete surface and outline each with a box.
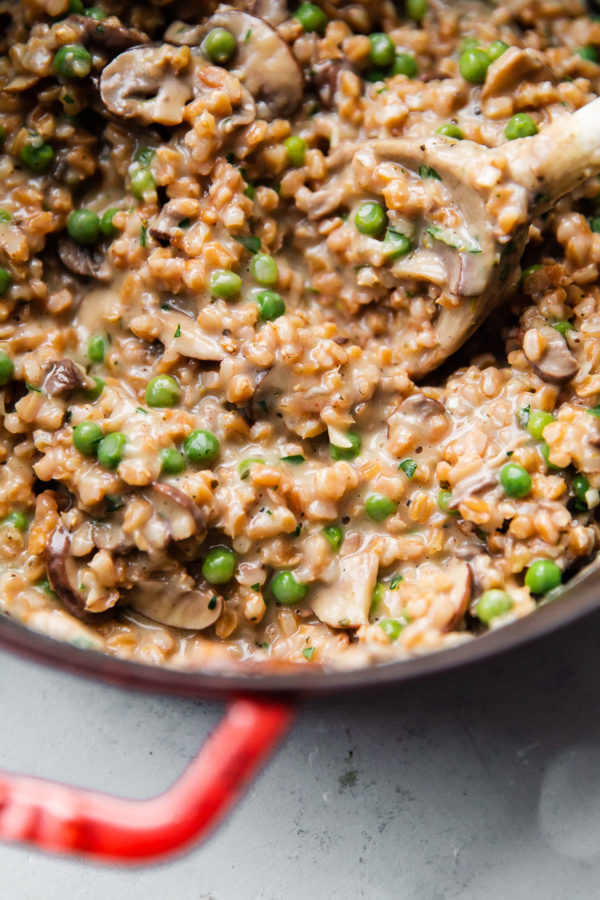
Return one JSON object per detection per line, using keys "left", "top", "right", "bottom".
{"left": 2, "top": 608, "right": 600, "bottom": 899}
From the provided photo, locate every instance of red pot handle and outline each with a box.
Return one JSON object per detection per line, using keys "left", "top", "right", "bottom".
{"left": 0, "top": 696, "right": 294, "bottom": 863}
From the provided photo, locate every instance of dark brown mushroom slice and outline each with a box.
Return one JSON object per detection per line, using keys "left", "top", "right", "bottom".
{"left": 309, "top": 59, "right": 349, "bottom": 109}
{"left": 419, "top": 71, "right": 450, "bottom": 83}
{"left": 148, "top": 199, "right": 191, "bottom": 244}
{"left": 57, "top": 237, "right": 112, "bottom": 282}
{"left": 69, "top": 14, "right": 151, "bottom": 53}
{"left": 46, "top": 525, "right": 114, "bottom": 623}
{"left": 448, "top": 469, "right": 498, "bottom": 510}
{"left": 125, "top": 570, "right": 224, "bottom": 630}
{"left": 149, "top": 482, "right": 207, "bottom": 541}
{"left": 197, "top": 11, "right": 302, "bottom": 119}
{"left": 396, "top": 393, "right": 447, "bottom": 423}
{"left": 523, "top": 325, "right": 578, "bottom": 384}
{"left": 43, "top": 358, "right": 93, "bottom": 397}
{"left": 100, "top": 43, "right": 194, "bottom": 126}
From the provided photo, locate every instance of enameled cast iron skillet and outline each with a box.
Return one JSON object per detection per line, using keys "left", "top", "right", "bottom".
{"left": 0, "top": 557, "right": 598, "bottom": 864}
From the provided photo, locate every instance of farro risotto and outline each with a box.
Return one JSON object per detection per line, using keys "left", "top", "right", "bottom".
{"left": 1, "top": 0, "right": 600, "bottom": 670}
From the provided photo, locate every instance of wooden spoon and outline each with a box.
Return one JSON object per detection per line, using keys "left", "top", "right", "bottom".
{"left": 351, "top": 97, "right": 600, "bottom": 378}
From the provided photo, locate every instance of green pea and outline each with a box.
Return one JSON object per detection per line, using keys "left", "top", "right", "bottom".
{"left": 203, "top": 27, "right": 236, "bottom": 65}
{"left": 67, "top": 209, "right": 100, "bottom": 245}
{"left": 85, "top": 377, "right": 104, "bottom": 401}
{"left": 53, "top": 44, "right": 92, "bottom": 79}
{"left": 504, "top": 113, "right": 538, "bottom": 141}
{"left": 295, "top": 2, "right": 328, "bottom": 34}
{"left": 390, "top": 52, "right": 418, "bottom": 77}
{"left": 284, "top": 135, "right": 307, "bottom": 167}
{"left": 251, "top": 253, "right": 278, "bottom": 286}
{"left": 437, "top": 489, "right": 457, "bottom": 514}
{"left": 85, "top": 7, "right": 106, "bottom": 19}
{"left": 69, "top": 0, "right": 85, "bottom": 11}
{"left": 436, "top": 122, "right": 464, "bottom": 139}
{"left": 256, "top": 289, "right": 285, "bottom": 321}
{"left": 271, "top": 570, "right": 308, "bottom": 605}
{"left": 0, "top": 209, "right": 11, "bottom": 223}
{"left": 384, "top": 228, "right": 412, "bottom": 260}
{"left": 97, "top": 432, "right": 126, "bottom": 469}
{"left": 88, "top": 334, "right": 106, "bottom": 364}
{"left": 73, "top": 420, "right": 103, "bottom": 456}
{"left": 499, "top": 463, "right": 531, "bottom": 498}
{"left": 209, "top": 269, "right": 242, "bottom": 299}
{"left": 202, "top": 546, "right": 236, "bottom": 584}
{"left": 368, "top": 33, "right": 395, "bottom": 68}
{"left": 184, "top": 429, "right": 219, "bottom": 465}
{"left": 371, "top": 582, "right": 385, "bottom": 610}
{"left": 160, "top": 447, "right": 186, "bottom": 475}
{"left": 575, "top": 45, "right": 598, "bottom": 62}
{"left": 476, "top": 589, "right": 513, "bottom": 624}
{"left": 20, "top": 135, "right": 54, "bottom": 173}
{"left": 323, "top": 524, "right": 344, "bottom": 551}
{"left": 590, "top": 215, "right": 600, "bottom": 233}
{"left": 365, "top": 493, "right": 397, "bottom": 522}
{"left": 238, "top": 457, "right": 265, "bottom": 479}
{"left": 129, "top": 165, "right": 155, "bottom": 201}
{"left": 145, "top": 374, "right": 181, "bottom": 408}
{"left": 488, "top": 40, "right": 509, "bottom": 61}
{"left": 459, "top": 47, "right": 490, "bottom": 83}
{"left": 540, "top": 441, "right": 562, "bottom": 470}
{"left": 100, "top": 208, "right": 120, "bottom": 238}
{"left": 572, "top": 473, "right": 591, "bottom": 509}
{"left": 525, "top": 559, "right": 562, "bottom": 595}
{"left": 379, "top": 618, "right": 404, "bottom": 641}
{"left": 355, "top": 201, "right": 387, "bottom": 237}
{"left": 526, "top": 409, "right": 555, "bottom": 440}
{"left": 1, "top": 510, "right": 28, "bottom": 532}
{"left": 406, "top": 0, "right": 427, "bottom": 22}
{"left": 0, "top": 350, "right": 14, "bottom": 385}
{"left": 330, "top": 430, "right": 362, "bottom": 461}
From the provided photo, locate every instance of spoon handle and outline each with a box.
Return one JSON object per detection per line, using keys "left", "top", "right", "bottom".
{"left": 504, "top": 96, "right": 600, "bottom": 212}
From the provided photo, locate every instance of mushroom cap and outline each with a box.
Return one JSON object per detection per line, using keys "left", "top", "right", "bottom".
{"left": 46, "top": 525, "right": 115, "bottom": 623}
{"left": 196, "top": 10, "right": 302, "bottom": 119}
{"left": 126, "top": 571, "right": 224, "bottom": 630}
{"left": 311, "top": 550, "right": 379, "bottom": 629}
{"left": 524, "top": 325, "right": 578, "bottom": 384}
{"left": 100, "top": 43, "right": 194, "bottom": 125}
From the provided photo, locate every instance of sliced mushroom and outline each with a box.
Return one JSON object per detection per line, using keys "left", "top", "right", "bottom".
{"left": 396, "top": 393, "right": 447, "bottom": 424}
{"left": 69, "top": 14, "right": 151, "bottom": 53}
{"left": 233, "top": 0, "right": 289, "bottom": 25}
{"left": 448, "top": 469, "right": 498, "bottom": 509}
{"left": 46, "top": 524, "right": 116, "bottom": 623}
{"left": 149, "top": 199, "right": 193, "bottom": 244}
{"left": 197, "top": 11, "right": 302, "bottom": 119}
{"left": 481, "top": 47, "right": 557, "bottom": 104}
{"left": 126, "top": 570, "right": 223, "bottom": 630}
{"left": 129, "top": 309, "right": 226, "bottom": 363}
{"left": 43, "top": 358, "right": 94, "bottom": 397}
{"left": 311, "top": 550, "right": 379, "bottom": 629}
{"left": 442, "top": 560, "right": 472, "bottom": 631}
{"left": 100, "top": 43, "right": 194, "bottom": 126}
{"left": 523, "top": 325, "right": 578, "bottom": 384}
{"left": 149, "top": 482, "right": 206, "bottom": 542}
{"left": 57, "top": 237, "right": 112, "bottom": 282}
{"left": 309, "top": 58, "right": 349, "bottom": 109}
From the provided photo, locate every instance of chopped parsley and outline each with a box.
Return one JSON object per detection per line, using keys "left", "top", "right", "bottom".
{"left": 281, "top": 454, "right": 305, "bottom": 464}
{"left": 174, "top": 323, "right": 181, "bottom": 338}
{"left": 418, "top": 164, "right": 441, "bottom": 180}
{"left": 303, "top": 647, "right": 315, "bottom": 660}
{"left": 234, "top": 234, "right": 261, "bottom": 254}
{"left": 390, "top": 574, "right": 404, "bottom": 589}
{"left": 398, "top": 458, "right": 417, "bottom": 479}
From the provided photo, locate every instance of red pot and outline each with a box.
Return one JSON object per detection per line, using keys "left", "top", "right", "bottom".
{"left": 0, "top": 559, "right": 598, "bottom": 864}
